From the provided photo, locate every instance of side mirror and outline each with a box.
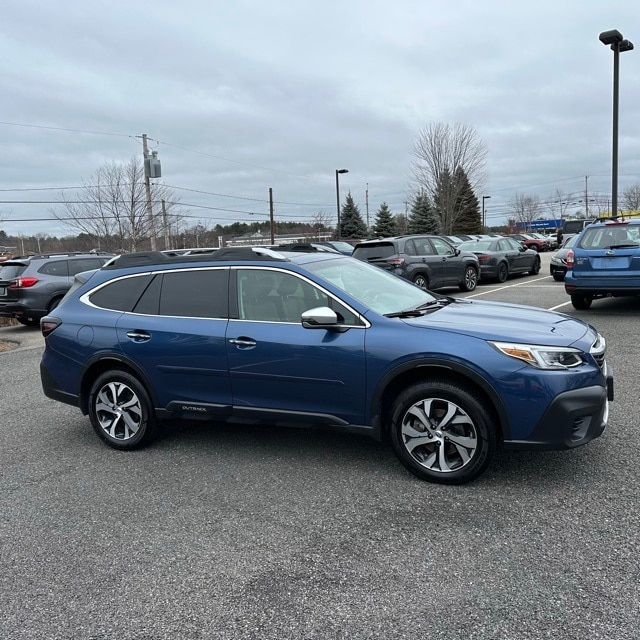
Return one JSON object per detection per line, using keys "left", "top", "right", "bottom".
{"left": 520, "top": 245, "right": 527, "bottom": 252}
{"left": 301, "top": 306, "right": 347, "bottom": 332}
{"left": 454, "top": 248, "right": 461, "bottom": 256}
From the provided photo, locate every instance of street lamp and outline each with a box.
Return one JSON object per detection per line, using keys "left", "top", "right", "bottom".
{"left": 599, "top": 29, "right": 634, "bottom": 219}
{"left": 335, "top": 169, "right": 349, "bottom": 239}
{"left": 482, "top": 195, "right": 491, "bottom": 229}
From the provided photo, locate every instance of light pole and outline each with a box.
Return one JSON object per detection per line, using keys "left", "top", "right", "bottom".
{"left": 482, "top": 195, "right": 491, "bottom": 230}
{"left": 335, "top": 169, "right": 349, "bottom": 239}
{"left": 599, "top": 29, "right": 634, "bottom": 219}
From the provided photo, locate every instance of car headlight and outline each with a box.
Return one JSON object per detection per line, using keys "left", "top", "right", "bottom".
{"left": 489, "top": 341, "right": 583, "bottom": 369}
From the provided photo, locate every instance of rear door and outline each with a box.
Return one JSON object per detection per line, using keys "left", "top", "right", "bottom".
{"left": 114, "top": 267, "right": 232, "bottom": 413}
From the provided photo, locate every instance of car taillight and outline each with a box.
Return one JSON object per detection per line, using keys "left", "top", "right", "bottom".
{"left": 566, "top": 250, "right": 574, "bottom": 269}
{"left": 477, "top": 254, "right": 491, "bottom": 263}
{"left": 385, "top": 258, "right": 405, "bottom": 267}
{"left": 9, "top": 277, "right": 39, "bottom": 288}
{"left": 41, "top": 317, "right": 61, "bottom": 337}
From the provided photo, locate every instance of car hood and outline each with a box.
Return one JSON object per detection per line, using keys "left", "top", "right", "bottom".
{"left": 401, "top": 299, "right": 591, "bottom": 346}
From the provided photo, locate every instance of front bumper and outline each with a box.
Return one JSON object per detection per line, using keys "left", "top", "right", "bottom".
{"left": 503, "top": 366, "right": 613, "bottom": 450}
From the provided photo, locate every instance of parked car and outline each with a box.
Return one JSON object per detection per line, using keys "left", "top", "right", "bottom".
{"left": 314, "top": 241, "right": 355, "bottom": 255}
{"left": 564, "top": 218, "right": 640, "bottom": 309}
{"left": 274, "top": 243, "right": 340, "bottom": 253}
{"left": 39, "top": 247, "right": 613, "bottom": 484}
{"left": 457, "top": 237, "right": 541, "bottom": 282}
{"left": 530, "top": 232, "right": 558, "bottom": 250}
{"left": 352, "top": 235, "right": 479, "bottom": 292}
{"left": 0, "top": 252, "right": 115, "bottom": 326}
{"left": 506, "top": 234, "right": 550, "bottom": 252}
{"left": 549, "top": 235, "right": 579, "bottom": 281}
{"left": 557, "top": 218, "right": 596, "bottom": 246}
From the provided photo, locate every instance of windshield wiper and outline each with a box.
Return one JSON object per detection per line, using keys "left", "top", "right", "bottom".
{"left": 384, "top": 309, "right": 427, "bottom": 318}
{"left": 609, "top": 243, "right": 639, "bottom": 249}
{"left": 384, "top": 298, "right": 451, "bottom": 318}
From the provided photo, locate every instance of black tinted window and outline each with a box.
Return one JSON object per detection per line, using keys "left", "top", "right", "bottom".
{"left": 352, "top": 243, "right": 396, "bottom": 260}
{"left": 38, "top": 260, "right": 69, "bottom": 276}
{"left": 90, "top": 275, "right": 153, "bottom": 311}
{"left": 69, "top": 258, "right": 103, "bottom": 275}
{"left": 159, "top": 269, "right": 227, "bottom": 318}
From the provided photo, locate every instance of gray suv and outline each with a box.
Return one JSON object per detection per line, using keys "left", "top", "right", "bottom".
{"left": 352, "top": 235, "right": 479, "bottom": 292}
{"left": 0, "top": 252, "right": 114, "bottom": 326}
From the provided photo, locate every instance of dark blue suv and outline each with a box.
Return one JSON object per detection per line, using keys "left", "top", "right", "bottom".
{"left": 40, "top": 247, "right": 613, "bottom": 484}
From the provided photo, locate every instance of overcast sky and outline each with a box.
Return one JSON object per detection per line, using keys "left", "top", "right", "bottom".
{"left": 1, "top": 0, "right": 639, "bottom": 239}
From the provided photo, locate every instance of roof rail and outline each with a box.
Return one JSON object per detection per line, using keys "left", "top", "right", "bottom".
{"left": 103, "top": 246, "right": 289, "bottom": 269}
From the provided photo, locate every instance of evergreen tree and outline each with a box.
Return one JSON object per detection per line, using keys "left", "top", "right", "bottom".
{"left": 339, "top": 191, "right": 368, "bottom": 239}
{"left": 451, "top": 167, "right": 482, "bottom": 234}
{"left": 408, "top": 193, "right": 440, "bottom": 234}
{"left": 371, "top": 202, "right": 396, "bottom": 237}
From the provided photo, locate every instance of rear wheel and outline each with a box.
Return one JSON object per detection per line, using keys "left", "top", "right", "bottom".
{"left": 412, "top": 273, "right": 429, "bottom": 289}
{"left": 529, "top": 257, "right": 541, "bottom": 275}
{"left": 571, "top": 294, "right": 593, "bottom": 310}
{"left": 552, "top": 273, "right": 564, "bottom": 282}
{"left": 496, "top": 262, "right": 508, "bottom": 283}
{"left": 88, "top": 370, "right": 159, "bottom": 450}
{"left": 459, "top": 266, "right": 478, "bottom": 292}
{"left": 48, "top": 297, "right": 63, "bottom": 313}
{"left": 389, "top": 380, "right": 496, "bottom": 484}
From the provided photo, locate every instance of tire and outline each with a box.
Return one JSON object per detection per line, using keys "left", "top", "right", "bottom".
{"left": 496, "top": 262, "right": 508, "bottom": 283}
{"left": 389, "top": 380, "right": 496, "bottom": 484}
{"left": 552, "top": 274, "right": 564, "bottom": 282}
{"left": 412, "top": 273, "right": 429, "bottom": 289}
{"left": 48, "top": 297, "right": 63, "bottom": 313}
{"left": 88, "top": 370, "right": 158, "bottom": 450}
{"left": 459, "top": 266, "right": 478, "bottom": 292}
{"left": 529, "top": 244, "right": 540, "bottom": 252}
{"left": 16, "top": 317, "right": 40, "bottom": 327}
{"left": 529, "top": 257, "right": 541, "bottom": 275}
{"left": 571, "top": 294, "right": 592, "bottom": 310}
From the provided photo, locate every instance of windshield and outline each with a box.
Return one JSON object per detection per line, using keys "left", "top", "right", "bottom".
{"left": 305, "top": 257, "right": 437, "bottom": 314}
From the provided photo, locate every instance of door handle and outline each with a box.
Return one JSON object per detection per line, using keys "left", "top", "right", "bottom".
{"left": 229, "top": 338, "right": 257, "bottom": 347}
{"left": 126, "top": 331, "right": 151, "bottom": 342}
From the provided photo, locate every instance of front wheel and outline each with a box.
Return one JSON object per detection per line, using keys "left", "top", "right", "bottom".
{"left": 459, "top": 266, "right": 478, "bottom": 292}
{"left": 389, "top": 380, "right": 496, "bottom": 484}
{"left": 552, "top": 273, "right": 564, "bottom": 282}
{"left": 88, "top": 370, "right": 158, "bottom": 450}
{"left": 571, "top": 294, "right": 592, "bottom": 310}
{"left": 529, "top": 257, "right": 541, "bottom": 275}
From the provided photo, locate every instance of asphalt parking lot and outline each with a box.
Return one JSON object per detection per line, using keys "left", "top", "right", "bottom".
{"left": 1, "top": 252, "right": 639, "bottom": 640}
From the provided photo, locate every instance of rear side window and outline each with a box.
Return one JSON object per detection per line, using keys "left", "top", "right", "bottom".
{"left": 38, "top": 260, "right": 69, "bottom": 276}
{"left": 132, "top": 269, "right": 228, "bottom": 318}
{"left": 69, "top": 258, "right": 104, "bottom": 276}
{"left": 352, "top": 243, "right": 396, "bottom": 260}
{"left": 89, "top": 275, "right": 154, "bottom": 311}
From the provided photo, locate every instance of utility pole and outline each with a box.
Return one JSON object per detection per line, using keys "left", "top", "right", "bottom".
{"left": 162, "top": 200, "right": 170, "bottom": 250}
{"left": 141, "top": 133, "right": 157, "bottom": 251}
{"left": 269, "top": 188, "right": 275, "bottom": 244}
{"left": 365, "top": 183, "right": 370, "bottom": 229}
{"left": 585, "top": 176, "right": 589, "bottom": 218}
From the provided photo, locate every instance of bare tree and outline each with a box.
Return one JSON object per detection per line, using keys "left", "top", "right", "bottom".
{"left": 53, "top": 157, "right": 181, "bottom": 252}
{"left": 410, "top": 122, "right": 487, "bottom": 233}
{"left": 544, "top": 187, "right": 574, "bottom": 221}
{"left": 622, "top": 184, "right": 640, "bottom": 212}
{"left": 510, "top": 193, "right": 541, "bottom": 230}
{"left": 310, "top": 210, "right": 333, "bottom": 238}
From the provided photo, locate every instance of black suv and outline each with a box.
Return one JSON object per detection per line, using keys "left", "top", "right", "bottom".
{"left": 0, "top": 252, "right": 114, "bottom": 326}
{"left": 352, "top": 235, "right": 479, "bottom": 292}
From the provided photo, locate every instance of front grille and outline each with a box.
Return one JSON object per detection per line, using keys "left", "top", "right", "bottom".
{"left": 590, "top": 333, "right": 606, "bottom": 372}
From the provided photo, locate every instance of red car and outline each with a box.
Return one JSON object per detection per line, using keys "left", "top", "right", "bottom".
{"left": 507, "top": 234, "right": 550, "bottom": 252}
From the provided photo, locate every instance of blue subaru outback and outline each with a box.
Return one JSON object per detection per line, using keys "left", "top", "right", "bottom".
{"left": 40, "top": 247, "right": 613, "bottom": 484}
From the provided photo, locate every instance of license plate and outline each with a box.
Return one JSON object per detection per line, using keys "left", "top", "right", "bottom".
{"left": 0, "top": 286, "right": 6, "bottom": 296}
{"left": 593, "top": 256, "right": 630, "bottom": 269}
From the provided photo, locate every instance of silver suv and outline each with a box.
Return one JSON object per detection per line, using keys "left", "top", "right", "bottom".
{"left": 0, "top": 252, "right": 114, "bottom": 326}
{"left": 352, "top": 235, "right": 480, "bottom": 292}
